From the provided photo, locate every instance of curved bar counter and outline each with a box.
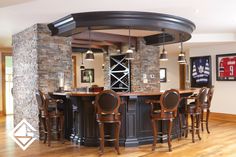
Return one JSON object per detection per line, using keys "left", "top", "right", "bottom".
{"left": 54, "top": 89, "right": 195, "bottom": 147}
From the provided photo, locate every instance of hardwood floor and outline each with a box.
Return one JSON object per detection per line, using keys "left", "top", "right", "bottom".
{"left": 0, "top": 115, "right": 236, "bottom": 157}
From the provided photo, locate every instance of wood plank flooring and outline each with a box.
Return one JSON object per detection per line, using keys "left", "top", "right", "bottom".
{"left": 0, "top": 115, "right": 236, "bottom": 157}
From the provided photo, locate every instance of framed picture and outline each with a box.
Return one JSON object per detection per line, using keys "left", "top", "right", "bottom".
{"left": 216, "top": 53, "right": 236, "bottom": 81}
{"left": 190, "top": 56, "right": 212, "bottom": 87}
{"left": 81, "top": 69, "right": 94, "bottom": 83}
{"left": 160, "top": 68, "right": 167, "bottom": 82}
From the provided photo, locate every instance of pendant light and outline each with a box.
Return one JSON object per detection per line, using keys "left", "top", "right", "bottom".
{"left": 178, "top": 34, "right": 186, "bottom": 63}
{"left": 159, "top": 29, "right": 168, "bottom": 61}
{"left": 80, "top": 53, "right": 85, "bottom": 70}
{"left": 125, "top": 27, "right": 134, "bottom": 60}
{"left": 85, "top": 28, "right": 95, "bottom": 61}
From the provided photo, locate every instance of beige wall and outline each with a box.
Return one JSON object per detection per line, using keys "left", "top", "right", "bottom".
{"left": 189, "top": 43, "right": 236, "bottom": 115}
{"left": 160, "top": 53, "right": 180, "bottom": 90}
{"left": 72, "top": 53, "right": 104, "bottom": 87}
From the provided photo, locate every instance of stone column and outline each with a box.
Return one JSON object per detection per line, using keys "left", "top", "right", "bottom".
{"left": 103, "top": 45, "right": 118, "bottom": 90}
{"left": 12, "top": 24, "right": 72, "bottom": 136}
{"left": 131, "top": 38, "right": 160, "bottom": 92}
{"left": 104, "top": 38, "right": 160, "bottom": 92}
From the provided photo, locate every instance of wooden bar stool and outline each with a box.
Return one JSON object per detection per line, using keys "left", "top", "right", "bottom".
{"left": 94, "top": 90, "right": 121, "bottom": 155}
{"left": 185, "top": 87, "right": 208, "bottom": 143}
{"left": 201, "top": 86, "right": 214, "bottom": 133}
{"left": 147, "top": 89, "right": 180, "bottom": 152}
{"left": 36, "top": 90, "right": 64, "bottom": 146}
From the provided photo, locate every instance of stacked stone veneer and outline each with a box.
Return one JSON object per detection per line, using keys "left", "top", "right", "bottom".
{"left": 12, "top": 24, "right": 72, "bottom": 136}
{"left": 104, "top": 38, "right": 160, "bottom": 92}
{"left": 103, "top": 45, "right": 117, "bottom": 90}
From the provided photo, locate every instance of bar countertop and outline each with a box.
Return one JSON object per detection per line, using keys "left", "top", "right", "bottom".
{"left": 53, "top": 89, "right": 196, "bottom": 97}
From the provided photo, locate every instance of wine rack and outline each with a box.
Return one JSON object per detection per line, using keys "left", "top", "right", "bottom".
{"left": 110, "top": 54, "right": 130, "bottom": 92}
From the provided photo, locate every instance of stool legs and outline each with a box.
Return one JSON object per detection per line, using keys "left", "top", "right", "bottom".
{"left": 98, "top": 122, "right": 120, "bottom": 155}
{"left": 178, "top": 113, "right": 189, "bottom": 139}
{"left": 46, "top": 118, "right": 51, "bottom": 146}
{"left": 42, "top": 116, "right": 64, "bottom": 146}
{"left": 189, "top": 113, "right": 201, "bottom": 143}
{"left": 201, "top": 110, "right": 204, "bottom": 132}
{"left": 190, "top": 115, "right": 195, "bottom": 143}
{"left": 168, "top": 119, "right": 173, "bottom": 152}
{"left": 201, "top": 109, "right": 211, "bottom": 134}
{"left": 114, "top": 122, "right": 121, "bottom": 155}
{"left": 178, "top": 114, "right": 182, "bottom": 140}
{"left": 185, "top": 113, "right": 189, "bottom": 138}
{"left": 42, "top": 118, "right": 47, "bottom": 144}
{"left": 60, "top": 116, "right": 65, "bottom": 143}
{"left": 206, "top": 109, "right": 210, "bottom": 133}
{"left": 196, "top": 114, "right": 201, "bottom": 141}
{"left": 151, "top": 119, "right": 157, "bottom": 151}
{"left": 151, "top": 119, "right": 173, "bottom": 152}
{"left": 98, "top": 122, "right": 105, "bottom": 155}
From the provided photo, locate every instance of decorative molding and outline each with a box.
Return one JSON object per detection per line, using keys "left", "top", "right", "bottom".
{"left": 48, "top": 11, "right": 195, "bottom": 46}
{"left": 1, "top": 53, "right": 12, "bottom": 116}
{"left": 0, "top": 47, "right": 12, "bottom": 53}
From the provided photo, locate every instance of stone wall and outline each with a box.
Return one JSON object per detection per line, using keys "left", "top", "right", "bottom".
{"left": 104, "top": 38, "right": 160, "bottom": 92}
{"left": 103, "top": 45, "right": 117, "bottom": 90}
{"left": 12, "top": 24, "right": 72, "bottom": 136}
{"left": 37, "top": 24, "right": 72, "bottom": 93}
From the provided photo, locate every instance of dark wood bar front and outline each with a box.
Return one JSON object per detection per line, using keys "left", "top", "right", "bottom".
{"left": 54, "top": 89, "right": 195, "bottom": 147}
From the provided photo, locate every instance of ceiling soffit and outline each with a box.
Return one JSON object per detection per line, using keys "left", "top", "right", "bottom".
{"left": 48, "top": 11, "right": 195, "bottom": 52}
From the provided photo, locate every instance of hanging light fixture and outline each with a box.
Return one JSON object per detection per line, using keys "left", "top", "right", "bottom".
{"left": 85, "top": 28, "right": 95, "bottom": 61}
{"left": 159, "top": 29, "right": 168, "bottom": 61}
{"left": 180, "top": 58, "right": 187, "bottom": 64}
{"left": 80, "top": 53, "right": 85, "bottom": 70}
{"left": 178, "top": 34, "right": 186, "bottom": 63}
{"left": 125, "top": 27, "right": 134, "bottom": 60}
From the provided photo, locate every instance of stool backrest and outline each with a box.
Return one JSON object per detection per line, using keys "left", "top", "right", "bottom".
{"left": 36, "top": 90, "right": 48, "bottom": 116}
{"left": 95, "top": 90, "right": 120, "bottom": 114}
{"left": 196, "top": 87, "right": 208, "bottom": 110}
{"left": 207, "top": 86, "right": 214, "bottom": 107}
{"left": 160, "top": 89, "right": 180, "bottom": 117}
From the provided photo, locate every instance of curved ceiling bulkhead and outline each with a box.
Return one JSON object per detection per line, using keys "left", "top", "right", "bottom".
{"left": 48, "top": 11, "right": 195, "bottom": 52}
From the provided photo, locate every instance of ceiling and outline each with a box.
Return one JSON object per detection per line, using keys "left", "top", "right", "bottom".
{"left": 1, "top": 0, "right": 236, "bottom": 51}
{"left": 94, "top": 29, "right": 161, "bottom": 37}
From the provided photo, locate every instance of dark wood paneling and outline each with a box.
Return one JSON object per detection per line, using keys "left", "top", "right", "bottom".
{"left": 136, "top": 96, "right": 154, "bottom": 144}
{"left": 124, "top": 96, "right": 138, "bottom": 147}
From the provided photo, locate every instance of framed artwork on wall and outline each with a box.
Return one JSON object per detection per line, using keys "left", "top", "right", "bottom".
{"left": 160, "top": 68, "right": 167, "bottom": 82}
{"left": 81, "top": 69, "right": 94, "bottom": 83}
{"left": 190, "top": 56, "right": 212, "bottom": 87}
{"left": 216, "top": 53, "right": 236, "bottom": 81}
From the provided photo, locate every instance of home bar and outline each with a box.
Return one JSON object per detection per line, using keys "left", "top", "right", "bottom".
{"left": 42, "top": 11, "right": 195, "bottom": 149}
{"left": 55, "top": 89, "right": 195, "bottom": 147}
{"left": 3, "top": 1, "right": 236, "bottom": 157}
{"left": 5, "top": 6, "right": 232, "bottom": 156}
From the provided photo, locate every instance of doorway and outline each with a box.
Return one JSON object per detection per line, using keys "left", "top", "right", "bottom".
{"left": 2, "top": 54, "right": 13, "bottom": 115}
